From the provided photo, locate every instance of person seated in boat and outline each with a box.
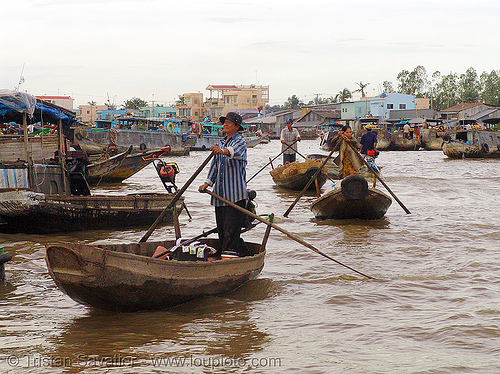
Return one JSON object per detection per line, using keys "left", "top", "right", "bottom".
{"left": 359, "top": 124, "right": 378, "bottom": 157}
{"left": 280, "top": 118, "right": 301, "bottom": 164}
{"left": 198, "top": 112, "right": 252, "bottom": 258}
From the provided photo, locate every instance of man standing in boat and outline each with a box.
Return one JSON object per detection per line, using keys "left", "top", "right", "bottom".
{"left": 359, "top": 124, "right": 378, "bottom": 157}
{"left": 280, "top": 118, "right": 301, "bottom": 164}
{"left": 403, "top": 122, "right": 411, "bottom": 139}
{"left": 359, "top": 124, "right": 379, "bottom": 187}
{"left": 199, "top": 112, "right": 250, "bottom": 258}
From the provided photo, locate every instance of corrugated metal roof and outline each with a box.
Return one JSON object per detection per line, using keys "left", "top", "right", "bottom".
{"left": 442, "top": 103, "right": 483, "bottom": 112}
{"left": 470, "top": 108, "right": 497, "bottom": 121}
{"left": 205, "top": 85, "right": 238, "bottom": 90}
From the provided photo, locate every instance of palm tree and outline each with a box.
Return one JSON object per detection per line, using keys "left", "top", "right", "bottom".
{"left": 352, "top": 81, "right": 370, "bottom": 97}
{"left": 175, "top": 95, "right": 185, "bottom": 105}
{"left": 335, "top": 88, "right": 352, "bottom": 103}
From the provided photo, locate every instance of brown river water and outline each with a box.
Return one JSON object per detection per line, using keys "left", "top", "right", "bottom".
{"left": 1, "top": 139, "right": 499, "bottom": 373}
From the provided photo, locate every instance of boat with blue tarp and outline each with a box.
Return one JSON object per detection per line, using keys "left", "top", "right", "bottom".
{"left": 0, "top": 89, "right": 184, "bottom": 233}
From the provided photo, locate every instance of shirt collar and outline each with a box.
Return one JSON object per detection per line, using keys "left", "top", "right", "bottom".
{"left": 224, "top": 132, "right": 240, "bottom": 143}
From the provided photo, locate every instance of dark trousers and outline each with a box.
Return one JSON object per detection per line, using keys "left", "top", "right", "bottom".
{"left": 215, "top": 200, "right": 251, "bottom": 256}
{"left": 283, "top": 153, "right": 296, "bottom": 164}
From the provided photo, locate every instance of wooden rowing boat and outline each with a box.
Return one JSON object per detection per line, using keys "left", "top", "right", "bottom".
{"left": 0, "top": 189, "right": 183, "bottom": 234}
{"left": 86, "top": 145, "right": 133, "bottom": 185}
{"left": 310, "top": 174, "right": 392, "bottom": 220}
{"left": 96, "top": 148, "right": 168, "bottom": 183}
{"left": 270, "top": 159, "right": 328, "bottom": 191}
{"left": 45, "top": 238, "right": 266, "bottom": 311}
{"left": 272, "top": 169, "right": 328, "bottom": 191}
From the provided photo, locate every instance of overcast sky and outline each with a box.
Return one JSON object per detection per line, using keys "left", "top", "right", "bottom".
{"left": 2, "top": 0, "right": 499, "bottom": 108}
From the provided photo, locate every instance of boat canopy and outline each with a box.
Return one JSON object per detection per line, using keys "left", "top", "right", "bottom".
{"left": 0, "top": 89, "right": 76, "bottom": 128}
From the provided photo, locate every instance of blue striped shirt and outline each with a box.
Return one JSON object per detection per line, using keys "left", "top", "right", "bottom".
{"left": 205, "top": 132, "right": 248, "bottom": 206}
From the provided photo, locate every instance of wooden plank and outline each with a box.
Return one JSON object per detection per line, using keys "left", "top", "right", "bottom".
{"left": 0, "top": 136, "right": 59, "bottom": 163}
{"left": 0, "top": 167, "right": 29, "bottom": 189}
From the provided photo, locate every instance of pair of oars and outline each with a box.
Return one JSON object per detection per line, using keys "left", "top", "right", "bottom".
{"left": 283, "top": 137, "right": 411, "bottom": 217}
{"left": 203, "top": 189, "right": 374, "bottom": 280}
{"left": 140, "top": 151, "right": 373, "bottom": 279}
{"left": 344, "top": 140, "right": 411, "bottom": 215}
{"left": 246, "top": 139, "right": 298, "bottom": 183}
{"left": 247, "top": 139, "right": 336, "bottom": 187}
{"left": 284, "top": 139, "right": 342, "bottom": 217}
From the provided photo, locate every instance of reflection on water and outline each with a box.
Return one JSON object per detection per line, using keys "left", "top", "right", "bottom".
{"left": 1, "top": 142, "right": 500, "bottom": 373}
{"left": 46, "top": 279, "right": 277, "bottom": 372}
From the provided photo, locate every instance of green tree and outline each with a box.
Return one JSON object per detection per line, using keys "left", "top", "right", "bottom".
{"left": 266, "top": 103, "right": 284, "bottom": 111}
{"left": 458, "top": 67, "right": 480, "bottom": 103}
{"left": 284, "top": 95, "right": 304, "bottom": 109}
{"left": 480, "top": 70, "right": 500, "bottom": 106}
{"left": 307, "top": 95, "right": 334, "bottom": 105}
{"left": 124, "top": 97, "right": 148, "bottom": 110}
{"left": 334, "top": 88, "right": 352, "bottom": 103}
{"left": 382, "top": 81, "right": 395, "bottom": 94}
{"left": 353, "top": 82, "right": 370, "bottom": 97}
{"left": 175, "top": 95, "right": 185, "bottom": 105}
{"left": 397, "top": 65, "right": 429, "bottom": 97}
{"left": 431, "top": 71, "right": 459, "bottom": 110}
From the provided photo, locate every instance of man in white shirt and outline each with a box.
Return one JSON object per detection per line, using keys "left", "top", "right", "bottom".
{"left": 403, "top": 122, "right": 411, "bottom": 139}
{"left": 280, "top": 118, "right": 301, "bottom": 164}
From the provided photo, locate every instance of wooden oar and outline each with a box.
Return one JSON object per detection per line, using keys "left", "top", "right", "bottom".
{"left": 139, "top": 152, "right": 215, "bottom": 243}
{"left": 283, "top": 139, "right": 341, "bottom": 217}
{"left": 204, "top": 189, "right": 374, "bottom": 279}
{"left": 246, "top": 139, "right": 298, "bottom": 183}
{"left": 345, "top": 141, "right": 411, "bottom": 214}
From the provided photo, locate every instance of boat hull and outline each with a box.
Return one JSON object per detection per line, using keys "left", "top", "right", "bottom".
{"left": 310, "top": 186, "right": 392, "bottom": 220}
{"left": 442, "top": 130, "right": 500, "bottom": 158}
{"left": 420, "top": 128, "right": 444, "bottom": 150}
{"left": 442, "top": 142, "right": 484, "bottom": 158}
{"left": 388, "top": 134, "right": 421, "bottom": 151}
{"left": 86, "top": 146, "right": 133, "bottom": 185}
{"left": 45, "top": 239, "right": 265, "bottom": 311}
{"left": 243, "top": 136, "right": 265, "bottom": 148}
{"left": 272, "top": 171, "right": 328, "bottom": 191}
{"left": 74, "top": 128, "right": 190, "bottom": 156}
{"left": 376, "top": 138, "right": 391, "bottom": 151}
{"left": 0, "top": 190, "right": 183, "bottom": 234}
{"left": 189, "top": 135, "right": 222, "bottom": 151}
{"left": 98, "top": 149, "right": 166, "bottom": 183}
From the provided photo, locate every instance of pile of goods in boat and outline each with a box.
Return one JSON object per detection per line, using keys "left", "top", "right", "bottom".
{"left": 153, "top": 240, "right": 218, "bottom": 261}
{"left": 270, "top": 158, "right": 327, "bottom": 179}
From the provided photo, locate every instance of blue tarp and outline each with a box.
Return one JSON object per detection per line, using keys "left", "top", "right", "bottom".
{"left": 0, "top": 89, "right": 76, "bottom": 128}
